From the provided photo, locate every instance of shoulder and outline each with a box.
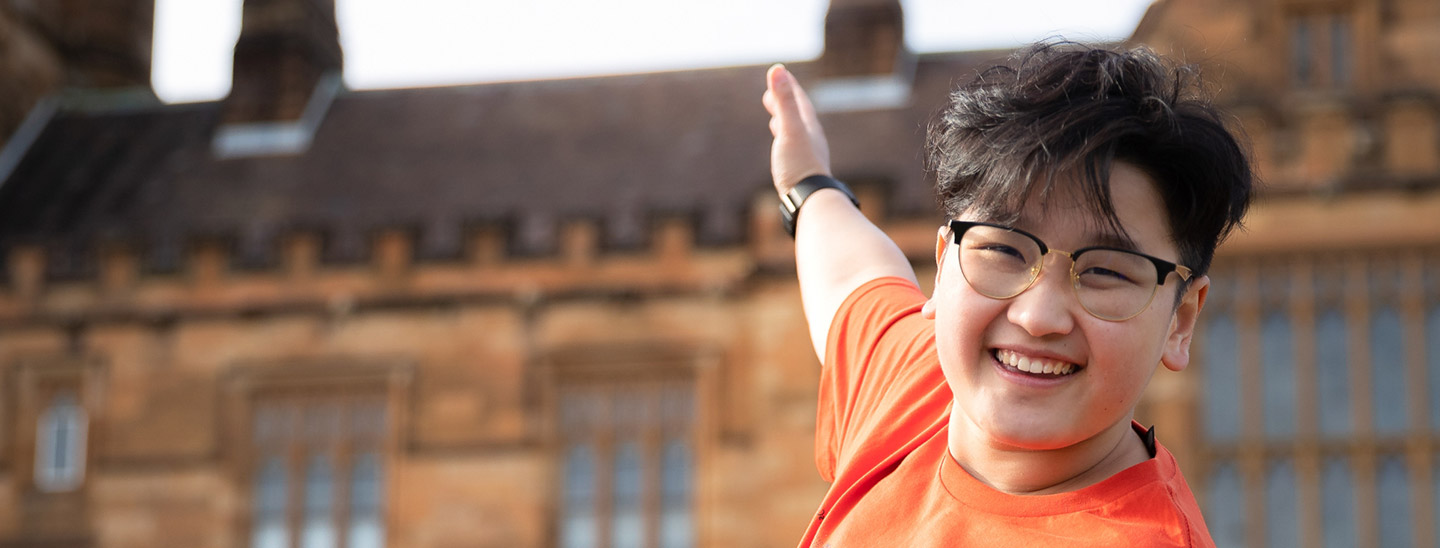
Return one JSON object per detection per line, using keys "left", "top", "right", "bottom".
{"left": 1108, "top": 439, "right": 1216, "bottom": 548}
{"left": 824, "top": 277, "right": 929, "bottom": 363}
{"left": 1152, "top": 442, "right": 1218, "bottom": 548}
{"left": 814, "top": 277, "right": 947, "bottom": 480}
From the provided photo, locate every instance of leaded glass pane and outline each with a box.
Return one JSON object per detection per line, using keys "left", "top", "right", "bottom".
{"left": 1290, "top": 16, "right": 1314, "bottom": 86}
{"left": 1371, "top": 306, "right": 1407, "bottom": 434}
{"left": 612, "top": 442, "right": 643, "bottom": 548}
{"left": 252, "top": 457, "right": 289, "bottom": 548}
{"left": 1317, "top": 310, "right": 1351, "bottom": 436}
{"left": 660, "top": 440, "right": 692, "bottom": 548}
{"left": 1330, "top": 16, "right": 1351, "bottom": 86}
{"left": 302, "top": 456, "right": 336, "bottom": 548}
{"left": 1206, "top": 462, "right": 1245, "bottom": 548}
{"left": 349, "top": 453, "right": 384, "bottom": 548}
{"left": 1428, "top": 306, "right": 1440, "bottom": 430}
{"left": 561, "top": 445, "right": 596, "bottom": 548}
{"left": 1266, "top": 460, "right": 1299, "bottom": 548}
{"left": 35, "top": 391, "right": 86, "bottom": 492}
{"left": 1322, "top": 458, "right": 1356, "bottom": 548}
{"left": 1262, "top": 313, "right": 1296, "bottom": 438}
{"left": 1204, "top": 315, "right": 1241, "bottom": 442}
{"left": 1377, "top": 457, "right": 1412, "bottom": 548}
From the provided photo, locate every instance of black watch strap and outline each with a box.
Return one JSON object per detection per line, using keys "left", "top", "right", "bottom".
{"left": 779, "top": 175, "right": 859, "bottom": 237}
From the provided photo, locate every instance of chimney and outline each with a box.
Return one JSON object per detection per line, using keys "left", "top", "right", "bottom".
{"left": 0, "top": 0, "right": 152, "bottom": 157}
{"left": 223, "top": 0, "right": 343, "bottom": 125}
{"left": 817, "top": 0, "right": 908, "bottom": 79}
{"left": 9, "top": 0, "right": 154, "bottom": 88}
{"left": 808, "top": 0, "right": 913, "bottom": 112}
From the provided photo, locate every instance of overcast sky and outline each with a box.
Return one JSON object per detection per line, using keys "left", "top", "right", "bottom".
{"left": 151, "top": 0, "right": 1155, "bottom": 104}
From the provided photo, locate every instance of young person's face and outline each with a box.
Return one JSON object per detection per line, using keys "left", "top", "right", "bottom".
{"left": 922, "top": 162, "right": 1208, "bottom": 451}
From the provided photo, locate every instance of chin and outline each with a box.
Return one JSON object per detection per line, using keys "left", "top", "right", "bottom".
{"left": 969, "top": 409, "right": 1082, "bottom": 450}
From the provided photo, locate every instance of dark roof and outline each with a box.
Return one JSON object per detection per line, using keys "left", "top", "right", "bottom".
{"left": 0, "top": 50, "right": 1010, "bottom": 275}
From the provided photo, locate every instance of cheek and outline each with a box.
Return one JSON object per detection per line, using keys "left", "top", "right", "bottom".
{"left": 1085, "top": 319, "right": 1169, "bottom": 385}
{"left": 931, "top": 281, "right": 1002, "bottom": 376}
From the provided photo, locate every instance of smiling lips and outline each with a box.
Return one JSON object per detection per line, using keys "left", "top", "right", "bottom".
{"left": 995, "top": 348, "right": 1079, "bottom": 376}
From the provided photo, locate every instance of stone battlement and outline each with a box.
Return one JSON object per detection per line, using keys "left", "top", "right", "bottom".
{"left": 0, "top": 189, "right": 938, "bottom": 323}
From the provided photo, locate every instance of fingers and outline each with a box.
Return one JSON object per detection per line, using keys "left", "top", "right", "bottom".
{"left": 766, "top": 64, "right": 806, "bottom": 130}
{"left": 763, "top": 63, "right": 832, "bottom": 193}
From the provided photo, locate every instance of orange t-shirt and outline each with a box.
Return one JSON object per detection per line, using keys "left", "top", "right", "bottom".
{"left": 801, "top": 277, "right": 1215, "bottom": 547}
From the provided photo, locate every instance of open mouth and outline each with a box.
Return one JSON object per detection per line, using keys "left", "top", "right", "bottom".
{"left": 993, "top": 348, "right": 1081, "bottom": 377}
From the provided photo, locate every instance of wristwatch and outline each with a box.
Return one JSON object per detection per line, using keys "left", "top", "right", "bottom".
{"left": 779, "top": 175, "right": 859, "bottom": 237}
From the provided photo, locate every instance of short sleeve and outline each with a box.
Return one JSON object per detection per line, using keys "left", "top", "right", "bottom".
{"left": 814, "top": 277, "right": 950, "bottom": 481}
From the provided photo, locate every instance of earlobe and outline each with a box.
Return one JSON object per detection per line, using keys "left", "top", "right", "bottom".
{"left": 922, "top": 298, "right": 937, "bottom": 319}
{"left": 1161, "top": 275, "right": 1209, "bottom": 372}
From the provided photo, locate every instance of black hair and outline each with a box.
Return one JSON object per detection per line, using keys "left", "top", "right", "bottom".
{"left": 927, "top": 42, "right": 1254, "bottom": 280}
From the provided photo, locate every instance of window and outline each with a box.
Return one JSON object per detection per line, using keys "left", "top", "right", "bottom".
{"left": 34, "top": 390, "right": 87, "bottom": 492}
{"left": 248, "top": 394, "right": 388, "bottom": 548}
{"left": 1288, "top": 11, "right": 1354, "bottom": 90}
{"left": 557, "top": 377, "right": 695, "bottom": 548}
{"left": 1198, "top": 251, "right": 1440, "bottom": 546}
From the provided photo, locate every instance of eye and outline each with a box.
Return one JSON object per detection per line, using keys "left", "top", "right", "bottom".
{"left": 971, "top": 242, "right": 1029, "bottom": 263}
{"left": 1078, "top": 265, "right": 1136, "bottom": 283}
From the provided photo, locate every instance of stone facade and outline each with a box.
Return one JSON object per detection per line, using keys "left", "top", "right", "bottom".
{"left": 0, "top": 1, "right": 1437, "bottom": 547}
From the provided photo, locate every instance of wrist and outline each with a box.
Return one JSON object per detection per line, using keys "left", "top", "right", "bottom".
{"left": 778, "top": 175, "right": 858, "bottom": 237}
{"left": 775, "top": 167, "right": 833, "bottom": 197}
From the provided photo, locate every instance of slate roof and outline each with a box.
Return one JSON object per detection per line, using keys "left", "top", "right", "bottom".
{"left": 0, "top": 50, "right": 1012, "bottom": 277}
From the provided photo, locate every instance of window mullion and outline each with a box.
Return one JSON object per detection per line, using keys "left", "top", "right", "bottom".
{"left": 335, "top": 400, "right": 354, "bottom": 548}
{"left": 1234, "top": 261, "right": 1267, "bottom": 548}
{"left": 1291, "top": 258, "right": 1323, "bottom": 548}
{"left": 287, "top": 402, "right": 306, "bottom": 548}
{"left": 643, "top": 388, "right": 662, "bottom": 548}
{"left": 1346, "top": 257, "right": 1379, "bottom": 547}
{"left": 1402, "top": 253, "right": 1434, "bottom": 548}
{"left": 598, "top": 394, "right": 616, "bottom": 548}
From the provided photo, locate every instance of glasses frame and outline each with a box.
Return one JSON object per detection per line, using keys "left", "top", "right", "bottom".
{"left": 946, "top": 220, "right": 1194, "bottom": 321}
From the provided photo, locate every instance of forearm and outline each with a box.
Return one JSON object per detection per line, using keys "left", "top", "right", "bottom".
{"left": 794, "top": 188, "right": 918, "bottom": 359}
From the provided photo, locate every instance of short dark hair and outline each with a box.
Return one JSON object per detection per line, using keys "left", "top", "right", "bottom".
{"left": 927, "top": 42, "right": 1254, "bottom": 279}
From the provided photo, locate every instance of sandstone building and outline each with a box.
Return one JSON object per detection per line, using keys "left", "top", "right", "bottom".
{"left": 0, "top": 0, "right": 1436, "bottom": 547}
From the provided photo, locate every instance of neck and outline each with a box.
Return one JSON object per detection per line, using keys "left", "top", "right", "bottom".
{"left": 945, "top": 405, "right": 1150, "bottom": 495}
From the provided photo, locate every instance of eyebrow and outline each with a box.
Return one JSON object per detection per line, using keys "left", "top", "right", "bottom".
{"left": 1003, "top": 212, "right": 1142, "bottom": 252}
{"left": 1084, "top": 231, "right": 1141, "bottom": 252}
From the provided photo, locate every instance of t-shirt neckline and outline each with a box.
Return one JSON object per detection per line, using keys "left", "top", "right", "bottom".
{"left": 935, "top": 421, "right": 1168, "bottom": 517}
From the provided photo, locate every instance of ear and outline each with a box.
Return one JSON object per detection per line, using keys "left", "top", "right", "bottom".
{"left": 923, "top": 226, "right": 949, "bottom": 320}
{"left": 1161, "top": 275, "right": 1209, "bottom": 372}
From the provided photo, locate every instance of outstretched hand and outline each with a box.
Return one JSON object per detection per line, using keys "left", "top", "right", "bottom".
{"left": 763, "top": 64, "right": 832, "bottom": 196}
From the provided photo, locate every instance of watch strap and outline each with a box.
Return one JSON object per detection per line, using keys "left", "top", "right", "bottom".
{"left": 779, "top": 175, "right": 859, "bottom": 237}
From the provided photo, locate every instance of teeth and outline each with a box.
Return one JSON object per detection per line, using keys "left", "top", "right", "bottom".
{"left": 996, "top": 349, "right": 1076, "bottom": 376}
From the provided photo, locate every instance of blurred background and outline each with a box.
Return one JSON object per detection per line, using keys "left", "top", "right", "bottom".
{"left": 0, "top": 0, "right": 1437, "bottom": 547}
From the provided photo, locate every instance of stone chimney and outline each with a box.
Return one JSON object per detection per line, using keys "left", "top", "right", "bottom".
{"left": 808, "top": 0, "right": 913, "bottom": 112}
{"left": 223, "top": 0, "right": 343, "bottom": 125}
{"left": 8, "top": 0, "right": 154, "bottom": 88}
{"left": 817, "top": 0, "right": 908, "bottom": 79}
{"left": 0, "top": 0, "right": 152, "bottom": 157}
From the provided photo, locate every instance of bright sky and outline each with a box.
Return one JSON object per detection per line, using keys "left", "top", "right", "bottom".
{"left": 152, "top": 0, "right": 1156, "bottom": 104}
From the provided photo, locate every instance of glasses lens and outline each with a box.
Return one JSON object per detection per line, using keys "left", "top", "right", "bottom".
{"left": 956, "top": 225, "right": 1042, "bottom": 299}
{"left": 1071, "top": 249, "right": 1159, "bottom": 320}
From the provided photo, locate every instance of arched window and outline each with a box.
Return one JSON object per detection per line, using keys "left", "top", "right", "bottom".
{"left": 34, "top": 391, "right": 86, "bottom": 492}
{"left": 557, "top": 378, "right": 695, "bottom": 548}
{"left": 249, "top": 396, "right": 389, "bottom": 548}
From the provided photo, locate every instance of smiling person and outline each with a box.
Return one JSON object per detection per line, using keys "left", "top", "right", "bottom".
{"left": 761, "top": 43, "right": 1253, "bottom": 547}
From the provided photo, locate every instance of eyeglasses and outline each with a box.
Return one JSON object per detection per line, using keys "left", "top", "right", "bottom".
{"left": 946, "top": 220, "right": 1193, "bottom": 321}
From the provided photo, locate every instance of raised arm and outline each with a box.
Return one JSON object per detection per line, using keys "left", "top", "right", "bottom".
{"left": 763, "top": 65, "right": 918, "bottom": 360}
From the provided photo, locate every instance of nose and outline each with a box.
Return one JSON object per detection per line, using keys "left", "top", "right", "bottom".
{"left": 1005, "top": 253, "right": 1078, "bottom": 337}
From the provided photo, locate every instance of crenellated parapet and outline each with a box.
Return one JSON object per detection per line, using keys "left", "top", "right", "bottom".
{"left": 0, "top": 192, "right": 943, "bottom": 324}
